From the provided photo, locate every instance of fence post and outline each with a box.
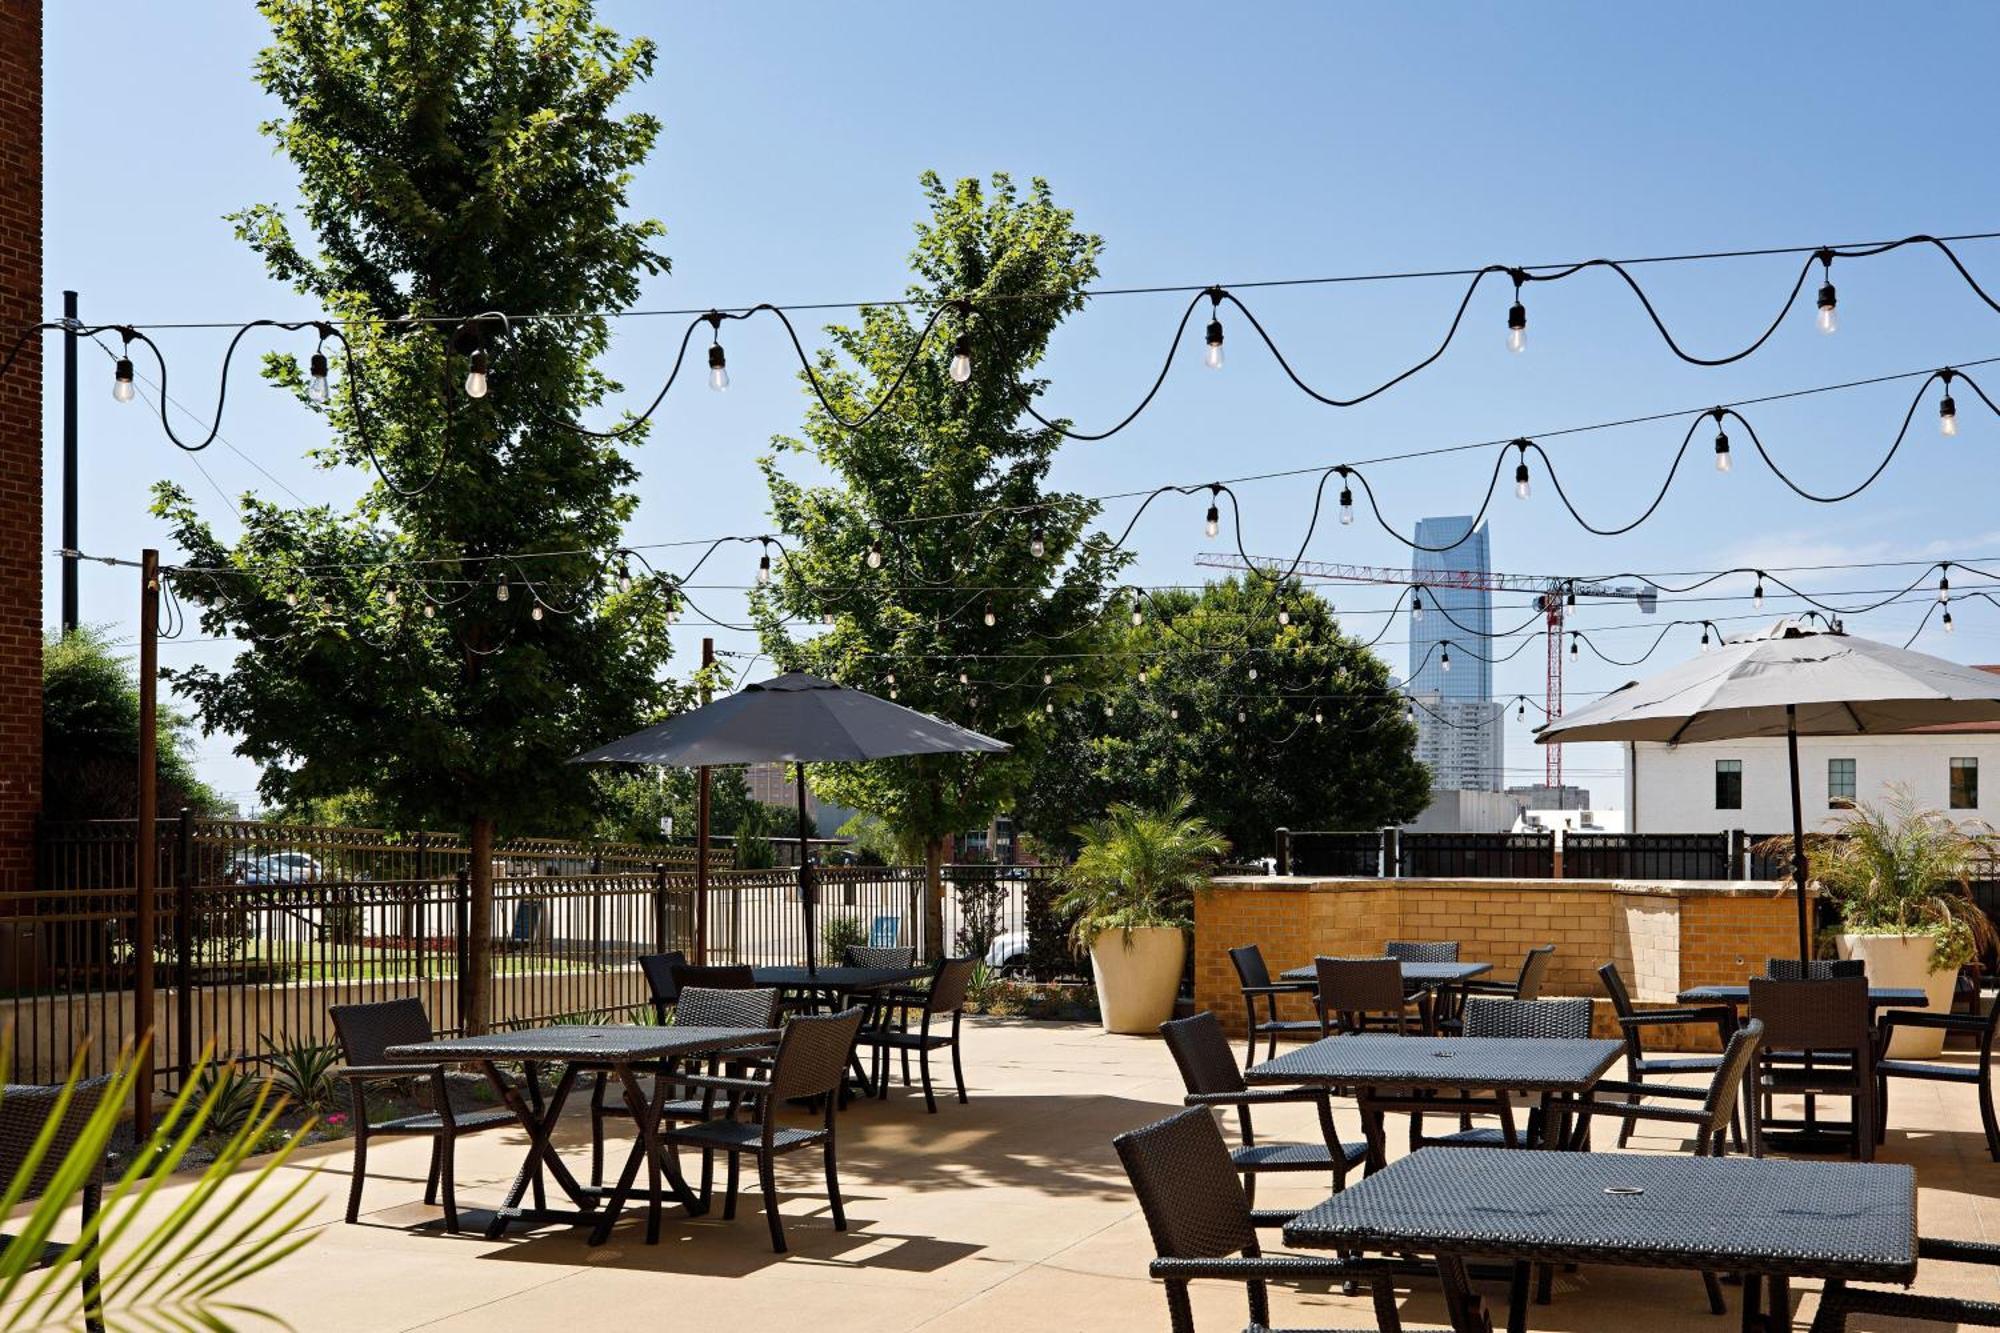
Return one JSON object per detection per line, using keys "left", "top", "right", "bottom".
{"left": 1726, "top": 828, "right": 1746, "bottom": 880}
{"left": 1552, "top": 827, "right": 1565, "bottom": 880}
{"left": 453, "top": 870, "right": 471, "bottom": 1030}
{"left": 652, "top": 863, "right": 668, "bottom": 954}
{"left": 1274, "top": 828, "right": 1291, "bottom": 876}
{"left": 1380, "top": 827, "right": 1400, "bottom": 879}
{"left": 172, "top": 808, "right": 194, "bottom": 1090}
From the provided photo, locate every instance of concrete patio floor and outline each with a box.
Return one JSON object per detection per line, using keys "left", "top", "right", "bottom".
{"left": 106, "top": 1018, "right": 2000, "bottom": 1330}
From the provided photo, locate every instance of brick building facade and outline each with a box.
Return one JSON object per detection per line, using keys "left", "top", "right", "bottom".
{"left": 0, "top": 1, "right": 43, "bottom": 889}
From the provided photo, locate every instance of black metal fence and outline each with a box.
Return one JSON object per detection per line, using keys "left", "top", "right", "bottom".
{"left": 1278, "top": 827, "right": 1761, "bottom": 881}
{"left": 1563, "top": 832, "right": 1733, "bottom": 880}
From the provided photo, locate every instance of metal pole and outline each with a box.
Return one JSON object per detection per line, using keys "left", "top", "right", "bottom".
{"left": 172, "top": 807, "right": 194, "bottom": 1090}
{"left": 60, "top": 291, "right": 78, "bottom": 634}
{"left": 1787, "top": 704, "right": 1811, "bottom": 963}
{"left": 798, "top": 765, "right": 816, "bottom": 974}
{"left": 694, "top": 637, "right": 713, "bottom": 963}
{"left": 133, "top": 551, "right": 159, "bottom": 1137}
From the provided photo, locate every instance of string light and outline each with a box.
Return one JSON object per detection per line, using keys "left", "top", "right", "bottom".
{"left": 1506, "top": 269, "right": 1528, "bottom": 354}
{"left": 1939, "top": 565, "right": 1952, "bottom": 602}
{"left": 1236, "top": 708, "right": 1246, "bottom": 723}
{"left": 865, "top": 540, "right": 883, "bottom": 570}
{"left": 1029, "top": 528, "right": 1046, "bottom": 559}
{"left": 1700, "top": 623, "right": 1712, "bottom": 652}
{"left": 307, "top": 349, "right": 329, "bottom": 403}
{"left": 1277, "top": 607, "right": 1291, "bottom": 626}
{"left": 1045, "top": 700, "right": 1054, "bottom": 714}
{"left": 1411, "top": 589, "right": 1424, "bottom": 621}
{"left": 705, "top": 311, "right": 729, "bottom": 391}
{"left": 1941, "top": 369, "right": 1959, "bottom": 436}
{"left": 1752, "top": 574, "right": 1766, "bottom": 611}
{"left": 1338, "top": 472, "right": 1355, "bottom": 526}
{"left": 1043, "top": 669, "right": 1052, "bottom": 686}
{"left": 112, "top": 344, "right": 135, "bottom": 403}
{"left": 1712, "top": 409, "right": 1731, "bottom": 472}
{"left": 756, "top": 539, "right": 772, "bottom": 586}
{"left": 1203, "top": 288, "right": 1225, "bottom": 370}
{"left": 984, "top": 602, "right": 998, "bottom": 627}
{"left": 1816, "top": 250, "right": 1839, "bottom": 334}
{"left": 959, "top": 669, "right": 969, "bottom": 684}
{"left": 1440, "top": 642, "right": 1453, "bottom": 673}
{"left": 495, "top": 575, "right": 510, "bottom": 602}
{"left": 1130, "top": 593, "right": 1143, "bottom": 627}
{"left": 1314, "top": 708, "right": 1324, "bottom": 724}
{"left": 423, "top": 602, "right": 436, "bottom": 619}
{"left": 1513, "top": 441, "right": 1531, "bottom": 500}
{"left": 949, "top": 333, "right": 973, "bottom": 385}
{"left": 1247, "top": 666, "right": 1258, "bottom": 681}
{"left": 617, "top": 559, "right": 634, "bottom": 592}
{"left": 1569, "top": 631, "right": 1579, "bottom": 658}
{"left": 463, "top": 349, "right": 489, "bottom": 399}
{"left": 531, "top": 604, "right": 544, "bottom": 621}
{"left": 1169, "top": 706, "right": 1179, "bottom": 720}
{"left": 1945, "top": 606, "right": 1957, "bottom": 633}
{"left": 1204, "top": 486, "right": 1220, "bottom": 539}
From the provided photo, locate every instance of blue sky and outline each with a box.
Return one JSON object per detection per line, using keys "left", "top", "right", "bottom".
{"left": 38, "top": 2, "right": 2000, "bottom": 810}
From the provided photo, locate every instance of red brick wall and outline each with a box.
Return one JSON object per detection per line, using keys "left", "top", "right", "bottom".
{"left": 0, "top": 1, "right": 42, "bottom": 889}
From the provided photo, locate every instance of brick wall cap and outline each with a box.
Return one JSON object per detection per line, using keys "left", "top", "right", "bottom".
{"left": 1209, "top": 875, "right": 1808, "bottom": 900}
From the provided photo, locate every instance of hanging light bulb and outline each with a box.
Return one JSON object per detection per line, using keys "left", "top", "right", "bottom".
{"left": 1247, "top": 666, "right": 1258, "bottom": 681}
{"left": 704, "top": 338, "right": 729, "bottom": 391}
{"left": 112, "top": 354, "right": 136, "bottom": 403}
{"left": 1939, "top": 566, "right": 1952, "bottom": 602}
{"left": 1752, "top": 574, "right": 1765, "bottom": 611}
{"left": 1569, "top": 633, "right": 1579, "bottom": 658}
{"left": 285, "top": 590, "right": 299, "bottom": 607}
{"left": 1440, "top": 643, "right": 1452, "bottom": 673}
{"left": 1700, "top": 624, "right": 1712, "bottom": 652}
{"left": 1941, "top": 374, "right": 1960, "bottom": 436}
{"left": 464, "top": 349, "right": 489, "bottom": 399}
{"left": 1045, "top": 700, "right": 1054, "bottom": 715}
{"left": 949, "top": 332, "right": 973, "bottom": 384}
{"left": 1815, "top": 251, "right": 1838, "bottom": 334}
{"left": 1564, "top": 584, "right": 1577, "bottom": 609}
{"left": 1513, "top": 443, "right": 1532, "bottom": 500}
{"left": 1714, "top": 417, "right": 1732, "bottom": 472}
{"left": 423, "top": 601, "right": 436, "bottom": 619}
{"left": 1203, "top": 315, "right": 1224, "bottom": 369}
{"left": 889, "top": 687, "right": 899, "bottom": 700}
{"left": 1130, "top": 594, "right": 1143, "bottom": 627}
{"left": 1104, "top": 702, "right": 1114, "bottom": 719}
{"left": 958, "top": 669, "right": 969, "bottom": 685}
{"left": 307, "top": 350, "right": 330, "bottom": 403}
{"left": 531, "top": 604, "right": 544, "bottom": 621}
{"left": 983, "top": 602, "right": 997, "bottom": 627}
{"left": 1204, "top": 488, "right": 1220, "bottom": 539}
{"left": 865, "top": 540, "right": 883, "bottom": 570}
{"left": 1169, "top": 706, "right": 1179, "bottom": 720}
{"left": 384, "top": 587, "right": 398, "bottom": 607}
{"left": 1506, "top": 280, "right": 1528, "bottom": 354}
{"left": 1404, "top": 700, "right": 1415, "bottom": 722}
{"left": 1411, "top": 589, "right": 1424, "bottom": 621}
{"left": 617, "top": 560, "right": 633, "bottom": 593}
{"left": 1237, "top": 709, "right": 1246, "bottom": 724}
{"left": 1042, "top": 669, "right": 1052, "bottom": 686}
{"left": 1137, "top": 668, "right": 1148, "bottom": 684}
{"left": 885, "top": 670, "right": 896, "bottom": 686}
{"left": 1277, "top": 607, "right": 1291, "bottom": 626}
{"left": 1338, "top": 481, "right": 1355, "bottom": 527}
{"left": 1517, "top": 699, "right": 1526, "bottom": 721}
{"left": 756, "top": 540, "right": 772, "bottom": 586}
{"left": 495, "top": 575, "right": 510, "bottom": 602}
{"left": 1314, "top": 708, "right": 1324, "bottom": 725}
{"left": 1029, "top": 527, "right": 1046, "bottom": 559}
{"left": 1944, "top": 607, "right": 1957, "bottom": 634}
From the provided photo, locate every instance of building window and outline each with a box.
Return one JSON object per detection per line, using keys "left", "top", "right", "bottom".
{"left": 1952, "top": 757, "right": 1979, "bottom": 810}
{"left": 1827, "top": 758, "right": 1856, "bottom": 808}
{"left": 1715, "top": 759, "right": 1743, "bottom": 811}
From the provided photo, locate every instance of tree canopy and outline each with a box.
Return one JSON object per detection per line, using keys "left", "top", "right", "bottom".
{"left": 43, "top": 628, "right": 224, "bottom": 822}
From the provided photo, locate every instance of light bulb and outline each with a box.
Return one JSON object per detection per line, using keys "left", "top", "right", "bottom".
{"left": 285, "top": 591, "right": 299, "bottom": 607}
{"left": 1515, "top": 463, "right": 1531, "bottom": 500}
{"left": 423, "top": 602, "right": 436, "bottom": 619}
{"left": 308, "top": 351, "right": 329, "bottom": 403}
{"left": 1204, "top": 502, "right": 1219, "bottom": 539}
{"left": 1169, "top": 706, "right": 1179, "bottom": 720}
{"left": 1043, "top": 670, "right": 1052, "bottom": 686}
{"left": 865, "top": 544, "right": 883, "bottom": 570}
{"left": 1569, "top": 635, "right": 1578, "bottom": 658}
{"left": 384, "top": 588, "right": 397, "bottom": 606}
{"left": 1203, "top": 317, "right": 1224, "bottom": 369}
{"left": 1507, "top": 300, "right": 1527, "bottom": 354}
{"left": 1029, "top": 529, "right": 1046, "bottom": 559}
{"left": 1700, "top": 627, "right": 1711, "bottom": 652}
{"left": 1247, "top": 666, "right": 1258, "bottom": 681}
{"left": 1941, "top": 570, "right": 1952, "bottom": 602}
{"left": 1130, "top": 599, "right": 1143, "bottom": 627}
{"left": 885, "top": 671, "right": 896, "bottom": 686}
{"left": 1237, "top": 709, "right": 1246, "bottom": 724}
{"left": 1277, "top": 608, "right": 1290, "bottom": 626}
{"left": 983, "top": 603, "right": 997, "bottom": 627}
{"left": 1137, "top": 669, "right": 1147, "bottom": 684}
{"left": 1314, "top": 710, "right": 1323, "bottom": 725}
{"left": 464, "top": 350, "right": 489, "bottom": 399}
{"left": 1412, "top": 591, "right": 1424, "bottom": 621}
{"left": 1516, "top": 701, "right": 1525, "bottom": 721}
{"left": 1045, "top": 701, "right": 1054, "bottom": 715}
{"left": 1752, "top": 577, "right": 1765, "bottom": 611}
{"left": 617, "top": 563, "right": 633, "bottom": 592}
{"left": 1440, "top": 647, "right": 1452, "bottom": 673}
{"left": 1714, "top": 428, "right": 1731, "bottom": 472}
{"left": 949, "top": 334, "right": 972, "bottom": 384}
{"left": 1338, "top": 486, "right": 1354, "bottom": 526}
{"left": 889, "top": 688, "right": 898, "bottom": 700}
{"left": 1945, "top": 609, "right": 1956, "bottom": 634}
{"left": 1104, "top": 703, "right": 1114, "bottom": 719}
{"left": 113, "top": 357, "right": 136, "bottom": 403}
{"left": 531, "top": 604, "right": 544, "bottom": 621}
{"left": 707, "top": 342, "right": 729, "bottom": 391}
{"left": 1817, "top": 281, "right": 1838, "bottom": 334}
{"left": 495, "top": 577, "right": 510, "bottom": 602}
{"left": 757, "top": 546, "right": 772, "bottom": 585}
{"left": 1404, "top": 702, "right": 1415, "bottom": 722}
{"left": 1942, "top": 395, "right": 1959, "bottom": 437}
{"left": 958, "top": 670, "right": 969, "bottom": 685}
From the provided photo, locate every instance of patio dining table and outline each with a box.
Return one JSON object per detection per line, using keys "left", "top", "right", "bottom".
{"left": 386, "top": 1023, "right": 779, "bottom": 1246}
{"left": 1677, "top": 982, "right": 1928, "bottom": 1012}
{"left": 1279, "top": 960, "right": 1493, "bottom": 1033}
{"left": 1283, "top": 1147, "right": 1918, "bottom": 1333}
{"left": 1245, "top": 1032, "right": 1621, "bottom": 1170}
{"left": 750, "top": 965, "right": 928, "bottom": 1094}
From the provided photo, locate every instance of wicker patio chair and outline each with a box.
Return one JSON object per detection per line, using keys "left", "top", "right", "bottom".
{"left": 843, "top": 944, "right": 917, "bottom": 968}
{"left": 1159, "top": 1012, "right": 1368, "bottom": 1206}
{"left": 1407, "top": 997, "right": 1594, "bottom": 1152}
{"left": 1748, "top": 976, "right": 1876, "bottom": 1160}
{"left": 1764, "top": 957, "right": 1866, "bottom": 980}
{"left": 669, "top": 961, "right": 757, "bottom": 991}
{"left": 0, "top": 1076, "right": 113, "bottom": 1333}
{"left": 1384, "top": 941, "right": 1460, "bottom": 963}
{"left": 1227, "top": 944, "right": 1320, "bottom": 1066}
{"left": 1875, "top": 990, "right": 2000, "bottom": 1160}
{"left": 1438, "top": 943, "right": 1555, "bottom": 1034}
{"left": 1113, "top": 1107, "right": 1450, "bottom": 1333}
{"left": 329, "top": 998, "right": 514, "bottom": 1233}
{"left": 1314, "top": 956, "right": 1412, "bottom": 1035}
{"left": 864, "top": 956, "right": 977, "bottom": 1112}
{"left": 636, "top": 950, "right": 688, "bottom": 1024}
{"left": 1810, "top": 1235, "right": 2000, "bottom": 1329}
{"left": 665, "top": 1007, "right": 867, "bottom": 1253}
{"left": 588, "top": 986, "right": 783, "bottom": 1188}
{"left": 1597, "top": 961, "right": 1743, "bottom": 1149}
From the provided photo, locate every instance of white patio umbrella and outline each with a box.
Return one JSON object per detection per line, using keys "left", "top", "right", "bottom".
{"left": 1535, "top": 622, "right": 2000, "bottom": 961}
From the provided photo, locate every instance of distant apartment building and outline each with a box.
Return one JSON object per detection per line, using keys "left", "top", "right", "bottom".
{"left": 1505, "top": 782, "right": 1594, "bottom": 810}
{"left": 1408, "top": 517, "right": 1503, "bottom": 791}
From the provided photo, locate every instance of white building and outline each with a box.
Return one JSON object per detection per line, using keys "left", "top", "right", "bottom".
{"left": 1411, "top": 695, "right": 1506, "bottom": 793}
{"left": 1627, "top": 670, "right": 2000, "bottom": 832}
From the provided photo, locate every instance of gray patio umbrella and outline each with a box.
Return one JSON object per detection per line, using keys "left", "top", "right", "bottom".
{"left": 574, "top": 673, "right": 1009, "bottom": 972}
{"left": 1535, "top": 622, "right": 2000, "bottom": 962}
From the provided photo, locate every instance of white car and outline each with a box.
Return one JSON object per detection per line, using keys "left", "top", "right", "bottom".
{"left": 985, "top": 930, "right": 1031, "bottom": 976}
{"left": 228, "top": 851, "right": 323, "bottom": 885}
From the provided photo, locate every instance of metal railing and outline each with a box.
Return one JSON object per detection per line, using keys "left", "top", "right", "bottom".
{"left": 1277, "top": 827, "right": 1761, "bottom": 881}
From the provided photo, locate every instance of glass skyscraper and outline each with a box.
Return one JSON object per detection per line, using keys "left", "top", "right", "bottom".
{"left": 1408, "top": 516, "right": 1503, "bottom": 792}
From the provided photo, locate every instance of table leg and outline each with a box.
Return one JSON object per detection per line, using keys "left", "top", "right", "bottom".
{"left": 478, "top": 1062, "right": 589, "bottom": 1240}
{"left": 1505, "top": 1259, "right": 1529, "bottom": 1333}
{"left": 1435, "top": 1254, "right": 1490, "bottom": 1333}
{"left": 588, "top": 1060, "right": 700, "bottom": 1245}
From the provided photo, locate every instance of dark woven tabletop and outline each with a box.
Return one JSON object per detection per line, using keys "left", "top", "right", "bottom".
{"left": 1284, "top": 1148, "right": 1917, "bottom": 1282}
{"left": 1677, "top": 984, "right": 1927, "bottom": 1008}
{"left": 1279, "top": 961, "right": 1492, "bottom": 985}
{"left": 384, "top": 1024, "right": 782, "bottom": 1063}
{"left": 751, "top": 966, "right": 928, "bottom": 991}
{"left": 1245, "top": 1033, "right": 1621, "bottom": 1092}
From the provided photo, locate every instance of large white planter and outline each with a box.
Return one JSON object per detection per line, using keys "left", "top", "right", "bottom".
{"left": 1836, "top": 933, "right": 1958, "bottom": 1058}
{"left": 1088, "top": 927, "right": 1187, "bottom": 1034}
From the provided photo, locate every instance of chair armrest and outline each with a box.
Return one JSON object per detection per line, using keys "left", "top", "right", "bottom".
{"left": 1568, "top": 1100, "right": 1714, "bottom": 1126}
{"left": 1459, "top": 980, "right": 1516, "bottom": 997}
{"left": 343, "top": 1064, "right": 423, "bottom": 1080}
{"left": 1881, "top": 1010, "right": 1986, "bottom": 1034}
{"left": 1919, "top": 1236, "right": 2000, "bottom": 1266}
{"left": 1237, "top": 984, "right": 1309, "bottom": 996}
{"left": 1617, "top": 1007, "right": 1734, "bottom": 1028}
{"left": 678, "top": 1073, "right": 772, "bottom": 1097}
{"left": 1183, "top": 1088, "right": 1323, "bottom": 1108}
{"left": 1247, "top": 1209, "right": 1303, "bottom": 1229}
{"left": 1149, "top": 1256, "right": 1359, "bottom": 1282}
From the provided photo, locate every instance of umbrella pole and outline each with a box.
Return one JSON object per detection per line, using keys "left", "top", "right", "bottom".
{"left": 1787, "top": 703, "right": 1812, "bottom": 963}
{"left": 798, "top": 763, "right": 816, "bottom": 975}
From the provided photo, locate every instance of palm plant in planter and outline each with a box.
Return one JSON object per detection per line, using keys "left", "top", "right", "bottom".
{"left": 1056, "top": 797, "right": 1228, "bottom": 1034}
{"left": 1808, "top": 787, "right": 1998, "bottom": 1056}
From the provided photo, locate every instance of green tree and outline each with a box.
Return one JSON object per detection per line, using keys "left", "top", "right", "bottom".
{"left": 155, "top": 0, "right": 672, "bottom": 1029}
{"left": 1017, "top": 578, "right": 1431, "bottom": 857}
{"left": 43, "top": 627, "right": 224, "bottom": 821}
{"left": 754, "top": 173, "right": 1127, "bottom": 957}
{"left": 588, "top": 766, "right": 759, "bottom": 848}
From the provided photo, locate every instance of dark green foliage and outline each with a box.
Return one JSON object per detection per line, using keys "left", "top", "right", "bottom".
{"left": 43, "top": 627, "right": 224, "bottom": 820}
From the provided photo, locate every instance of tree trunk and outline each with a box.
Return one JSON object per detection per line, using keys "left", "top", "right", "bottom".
{"left": 924, "top": 835, "right": 948, "bottom": 962}
{"left": 465, "top": 814, "right": 495, "bottom": 1034}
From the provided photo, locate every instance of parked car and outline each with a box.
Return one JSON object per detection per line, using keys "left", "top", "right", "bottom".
{"left": 985, "top": 929, "right": 1031, "bottom": 976}
{"left": 226, "top": 852, "right": 323, "bottom": 885}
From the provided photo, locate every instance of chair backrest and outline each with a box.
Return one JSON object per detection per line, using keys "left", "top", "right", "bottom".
{"left": 1386, "top": 940, "right": 1460, "bottom": 963}
{"left": 637, "top": 951, "right": 688, "bottom": 1006}
{"left": 671, "top": 962, "right": 757, "bottom": 992}
{"left": 867, "top": 914, "right": 901, "bottom": 948}
{"left": 1699, "top": 1019, "right": 1765, "bottom": 1135}
{"left": 0, "top": 1076, "right": 114, "bottom": 1197}
{"left": 675, "top": 986, "right": 781, "bottom": 1031}
{"left": 844, "top": 944, "right": 916, "bottom": 969}
{"left": 1464, "top": 996, "right": 1592, "bottom": 1039}
{"left": 768, "top": 1007, "right": 866, "bottom": 1103}
{"left": 1315, "top": 956, "right": 1405, "bottom": 1015}
{"left": 1597, "top": 960, "right": 1637, "bottom": 1019}
{"left": 1514, "top": 944, "right": 1557, "bottom": 1000}
{"left": 1764, "top": 957, "right": 1865, "bottom": 981}
{"left": 1748, "top": 976, "right": 1870, "bottom": 1055}
{"left": 1113, "top": 1107, "right": 1256, "bottom": 1261}
{"left": 330, "top": 997, "right": 433, "bottom": 1067}
{"left": 924, "top": 956, "right": 979, "bottom": 1014}
{"left": 1159, "top": 1011, "right": 1248, "bottom": 1096}
{"left": 1227, "top": 944, "right": 1275, "bottom": 990}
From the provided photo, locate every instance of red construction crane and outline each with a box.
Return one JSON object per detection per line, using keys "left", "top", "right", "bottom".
{"left": 1193, "top": 553, "right": 1656, "bottom": 786}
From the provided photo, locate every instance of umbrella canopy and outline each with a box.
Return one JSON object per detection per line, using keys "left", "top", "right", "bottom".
{"left": 574, "top": 673, "right": 1009, "bottom": 972}
{"left": 1535, "top": 623, "right": 2000, "bottom": 962}
{"left": 573, "top": 672, "right": 1010, "bottom": 766}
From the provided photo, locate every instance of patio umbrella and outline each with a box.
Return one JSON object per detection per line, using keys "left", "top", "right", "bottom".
{"left": 1534, "top": 622, "right": 2000, "bottom": 962}
{"left": 574, "top": 672, "right": 1009, "bottom": 972}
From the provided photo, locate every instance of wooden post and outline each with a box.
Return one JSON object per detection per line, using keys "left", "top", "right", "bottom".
{"left": 1380, "top": 826, "right": 1400, "bottom": 879}
{"left": 694, "top": 637, "right": 713, "bottom": 963}
{"left": 1274, "top": 828, "right": 1291, "bottom": 877}
{"left": 172, "top": 807, "right": 194, "bottom": 1090}
{"left": 453, "top": 869, "right": 472, "bottom": 1030}
{"left": 133, "top": 550, "right": 159, "bottom": 1138}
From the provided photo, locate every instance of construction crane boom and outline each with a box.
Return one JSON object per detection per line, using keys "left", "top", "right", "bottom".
{"left": 1193, "top": 552, "right": 1657, "bottom": 787}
